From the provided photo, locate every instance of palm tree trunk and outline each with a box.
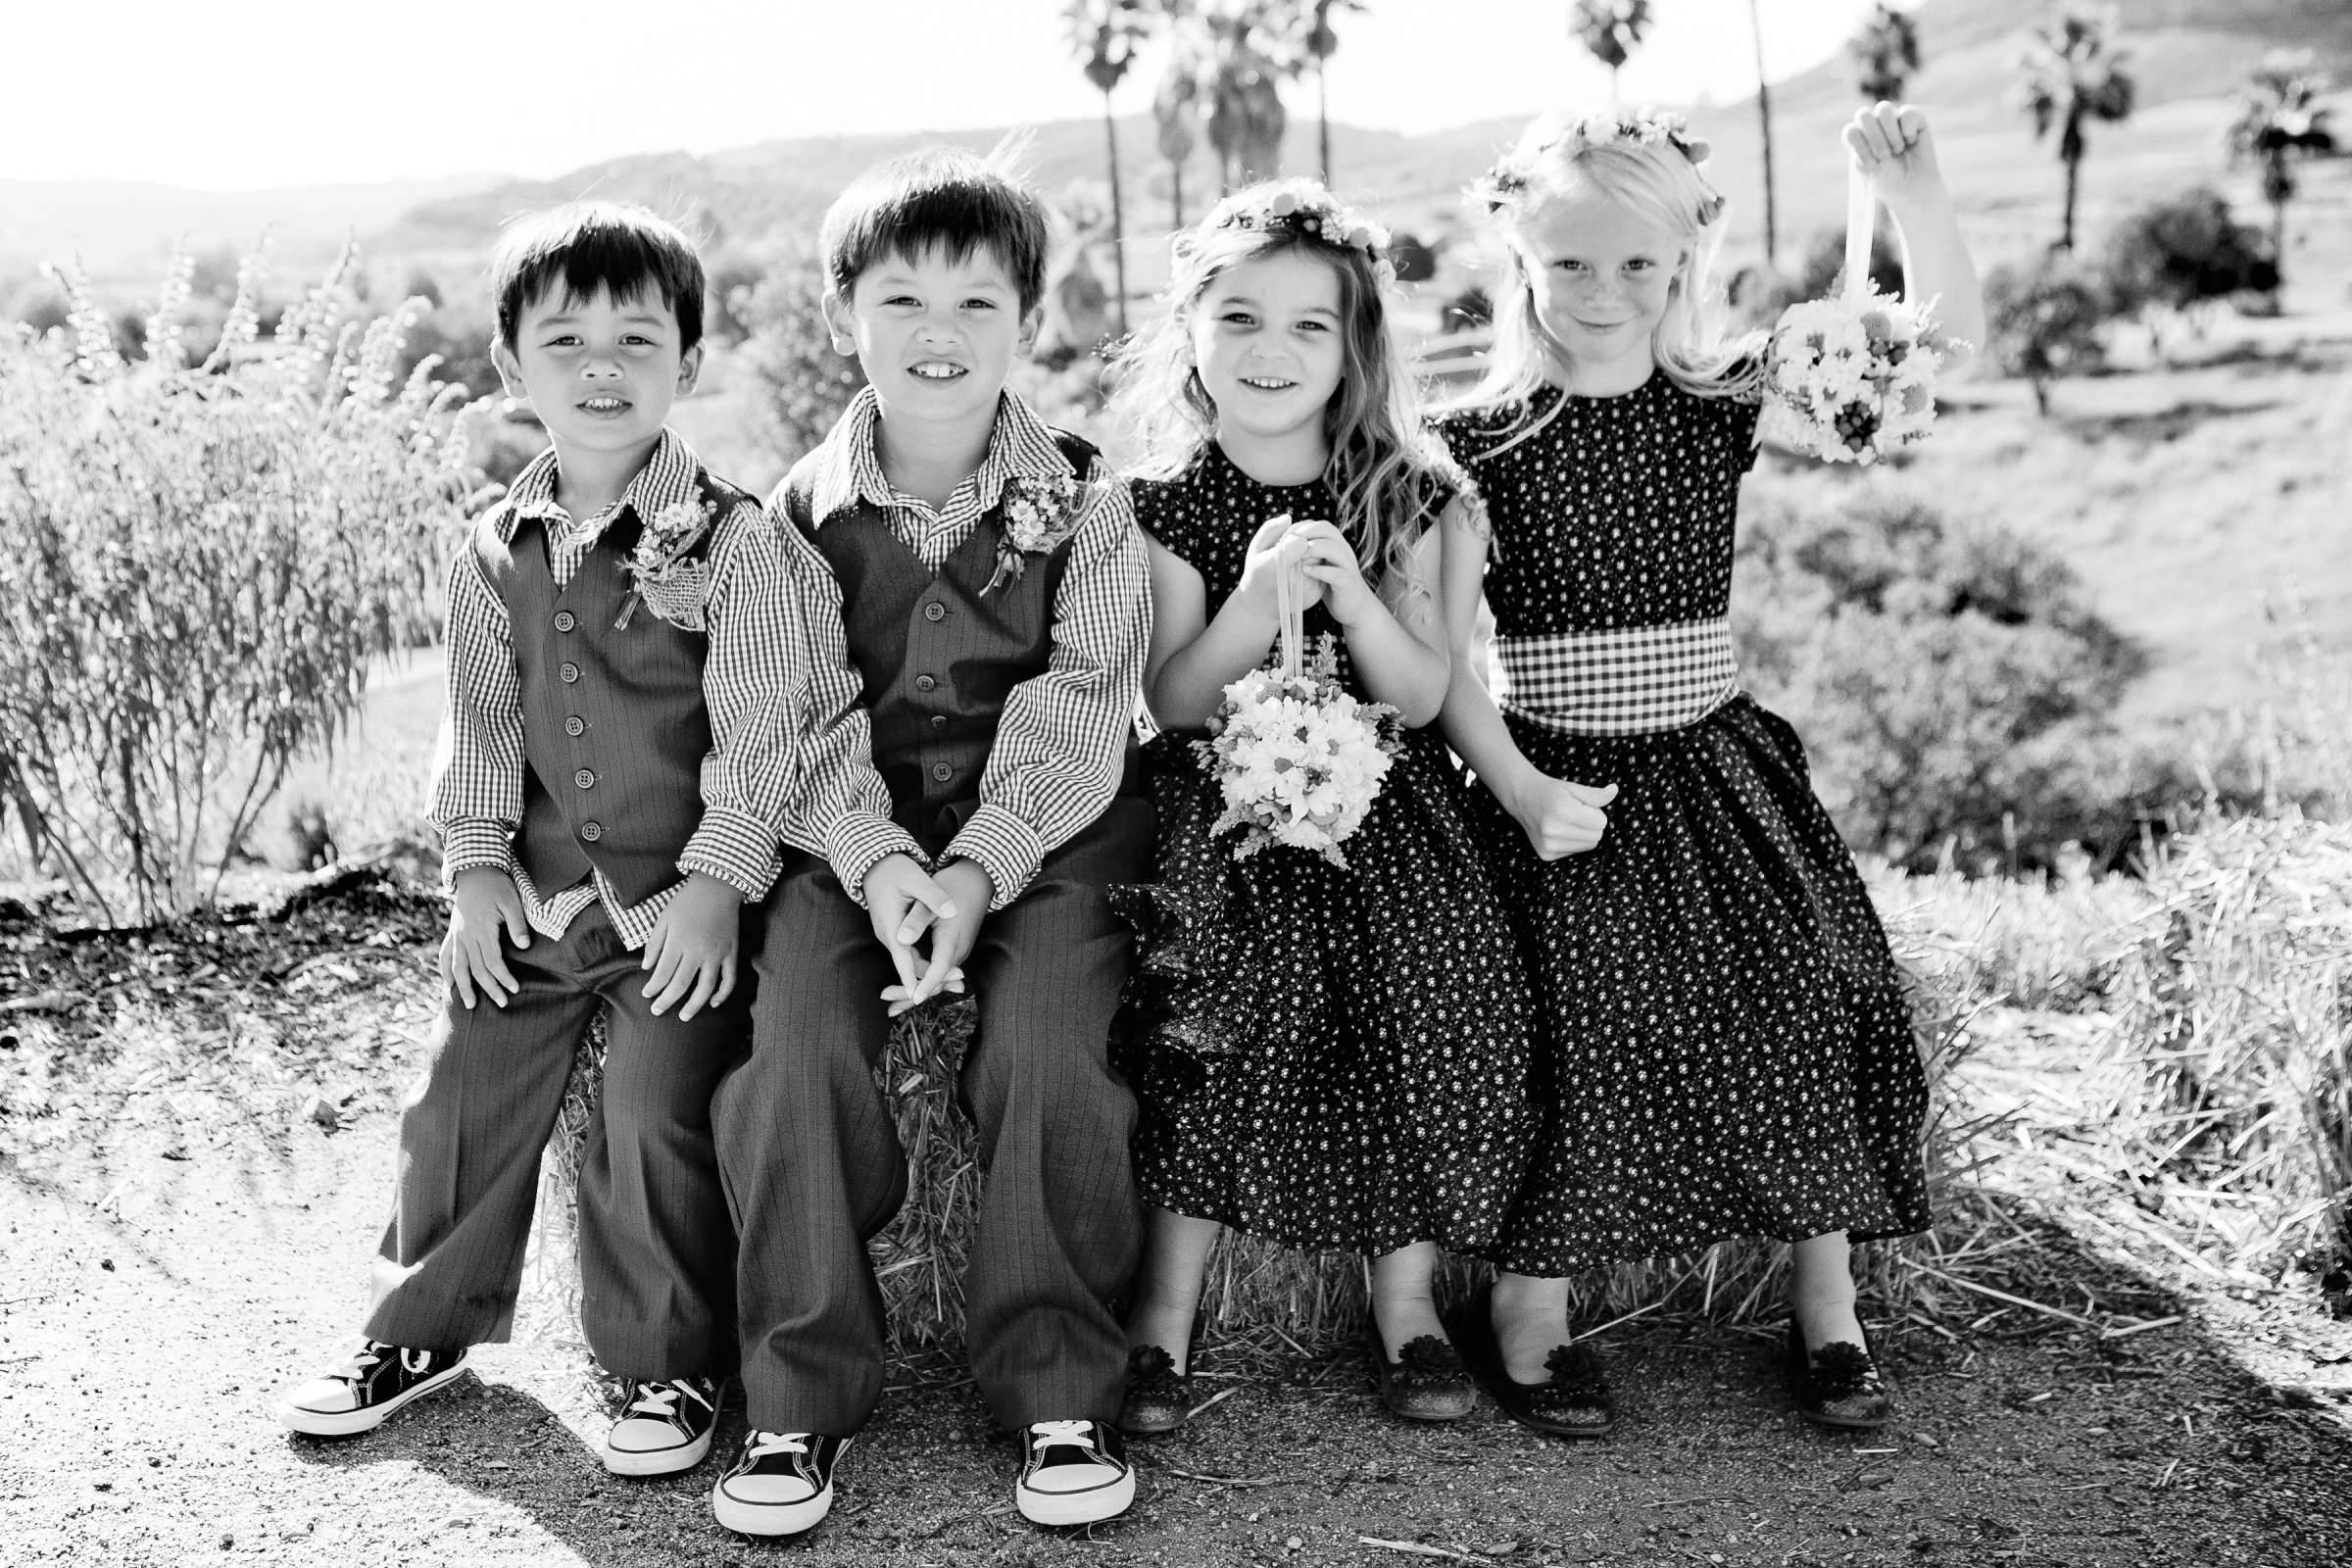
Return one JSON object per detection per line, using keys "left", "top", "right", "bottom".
{"left": 1171, "top": 163, "right": 1185, "bottom": 230}
{"left": 1101, "top": 93, "right": 1128, "bottom": 336}
{"left": 1748, "top": 0, "right": 1778, "bottom": 265}
{"left": 1318, "top": 61, "right": 1332, "bottom": 186}
{"left": 2061, "top": 149, "right": 2080, "bottom": 251}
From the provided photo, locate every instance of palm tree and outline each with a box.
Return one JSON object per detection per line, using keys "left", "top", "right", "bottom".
{"left": 1154, "top": 55, "right": 1203, "bottom": 229}
{"left": 1747, "top": 0, "right": 1779, "bottom": 266}
{"left": 2013, "top": 3, "right": 2136, "bottom": 253}
{"left": 1568, "top": 0, "right": 1649, "bottom": 103}
{"left": 1064, "top": 0, "right": 1153, "bottom": 335}
{"left": 1848, "top": 3, "right": 1922, "bottom": 103}
{"left": 1291, "top": 0, "right": 1367, "bottom": 186}
{"left": 2227, "top": 49, "right": 2337, "bottom": 292}
{"left": 1200, "top": 1, "right": 1289, "bottom": 192}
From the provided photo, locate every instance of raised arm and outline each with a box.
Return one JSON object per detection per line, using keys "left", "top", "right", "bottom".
{"left": 1847, "top": 103, "right": 1986, "bottom": 372}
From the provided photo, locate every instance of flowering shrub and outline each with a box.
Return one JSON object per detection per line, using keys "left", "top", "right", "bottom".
{"left": 0, "top": 244, "right": 488, "bottom": 921}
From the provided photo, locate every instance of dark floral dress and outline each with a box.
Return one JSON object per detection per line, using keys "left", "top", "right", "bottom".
{"left": 1436, "top": 376, "right": 1931, "bottom": 1277}
{"left": 1115, "top": 444, "right": 1538, "bottom": 1257}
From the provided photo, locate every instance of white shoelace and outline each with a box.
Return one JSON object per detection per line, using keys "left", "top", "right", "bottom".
{"left": 626, "top": 1379, "right": 712, "bottom": 1420}
{"left": 745, "top": 1431, "right": 811, "bottom": 1463}
{"left": 1028, "top": 1420, "right": 1102, "bottom": 1457}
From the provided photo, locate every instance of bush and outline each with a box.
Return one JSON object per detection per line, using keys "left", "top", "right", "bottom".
{"left": 0, "top": 247, "right": 488, "bottom": 922}
{"left": 1735, "top": 485, "right": 2161, "bottom": 872}
{"left": 1982, "top": 255, "right": 2110, "bottom": 414}
{"left": 2099, "top": 187, "right": 2278, "bottom": 330}
{"left": 732, "top": 251, "right": 865, "bottom": 471}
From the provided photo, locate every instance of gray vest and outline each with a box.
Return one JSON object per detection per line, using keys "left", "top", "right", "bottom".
{"left": 472, "top": 476, "right": 749, "bottom": 904}
{"left": 779, "top": 433, "right": 1129, "bottom": 841}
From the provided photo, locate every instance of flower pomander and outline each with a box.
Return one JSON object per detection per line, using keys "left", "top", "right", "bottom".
{"left": 617, "top": 495, "right": 719, "bottom": 630}
{"left": 1194, "top": 632, "right": 1404, "bottom": 870}
{"left": 1761, "top": 288, "right": 1958, "bottom": 465}
{"left": 1197, "top": 179, "right": 1396, "bottom": 285}
{"left": 984, "top": 471, "right": 1095, "bottom": 594}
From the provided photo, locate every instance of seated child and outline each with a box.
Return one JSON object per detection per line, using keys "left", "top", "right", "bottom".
{"left": 274, "top": 202, "right": 797, "bottom": 1481}
{"left": 709, "top": 146, "right": 1152, "bottom": 1538}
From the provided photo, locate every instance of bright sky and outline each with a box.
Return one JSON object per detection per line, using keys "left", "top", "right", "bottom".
{"left": 6, "top": 0, "right": 1886, "bottom": 190}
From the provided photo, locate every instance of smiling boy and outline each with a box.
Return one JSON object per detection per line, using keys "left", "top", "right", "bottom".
{"left": 709, "top": 147, "right": 1152, "bottom": 1536}
{"left": 274, "top": 203, "right": 797, "bottom": 1481}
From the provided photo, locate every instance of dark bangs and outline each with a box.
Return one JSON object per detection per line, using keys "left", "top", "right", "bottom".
{"left": 491, "top": 202, "right": 706, "bottom": 352}
{"left": 820, "top": 147, "right": 1051, "bottom": 313}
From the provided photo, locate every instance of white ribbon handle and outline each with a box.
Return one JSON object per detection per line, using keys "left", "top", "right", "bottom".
{"left": 1274, "top": 535, "right": 1303, "bottom": 679}
{"left": 1843, "top": 158, "right": 1874, "bottom": 302}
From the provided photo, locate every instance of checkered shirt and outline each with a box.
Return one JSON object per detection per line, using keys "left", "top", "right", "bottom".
{"left": 1494, "top": 616, "right": 1740, "bottom": 736}
{"left": 430, "top": 428, "right": 799, "bottom": 949}
{"left": 780, "top": 386, "right": 1149, "bottom": 910}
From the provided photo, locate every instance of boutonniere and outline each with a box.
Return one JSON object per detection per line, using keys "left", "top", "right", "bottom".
{"left": 615, "top": 496, "right": 718, "bottom": 630}
{"left": 983, "top": 472, "right": 1093, "bottom": 595}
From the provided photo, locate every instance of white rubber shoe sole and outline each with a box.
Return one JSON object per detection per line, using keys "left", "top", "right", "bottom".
{"left": 273, "top": 1356, "right": 467, "bottom": 1436}
{"left": 603, "top": 1424, "right": 714, "bottom": 1477}
{"left": 1015, "top": 1464, "right": 1136, "bottom": 1527}
{"left": 711, "top": 1438, "right": 850, "bottom": 1537}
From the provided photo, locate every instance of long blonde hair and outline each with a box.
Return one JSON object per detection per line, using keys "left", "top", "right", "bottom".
{"left": 1113, "top": 178, "right": 1463, "bottom": 594}
{"left": 1453, "top": 109, "right": 1764, "bottom": 452}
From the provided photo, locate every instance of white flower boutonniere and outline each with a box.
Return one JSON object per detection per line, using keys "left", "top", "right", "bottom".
{"left": 983, "top": 472, "right": 1094, "bottom": 595}
{"left": 616, "top": 495, "right": 718, "bottom": 630}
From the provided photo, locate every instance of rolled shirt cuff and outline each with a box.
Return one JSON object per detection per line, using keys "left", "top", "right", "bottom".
{"left": 435, "top": 818, "right": 514, "bottom": 888}
{"left": 944, "top": 804, "right": 1045, "bottom": 911}
{"left": 825, "top": 811, "right": 925, "bottom": 907}
{"left": 678, "top": 808, "right": 783, "bottom": 903}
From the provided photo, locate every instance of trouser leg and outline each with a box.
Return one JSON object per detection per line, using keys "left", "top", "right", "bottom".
{"left": 575, "top": 919, "right": 749, "bottom": 1381}
{"left": 366, "top": 910, "right": 603, "bottom": 1349}
{"left": 958, "top": 799, "right": 1151, "bottom": 1429}
{"left": 716, "top": 855, "right": 899, "bottom": 1434}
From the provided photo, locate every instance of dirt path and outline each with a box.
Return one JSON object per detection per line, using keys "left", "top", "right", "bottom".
{"left": 5, "top": 917, "right": 2351, "bottom": 1566}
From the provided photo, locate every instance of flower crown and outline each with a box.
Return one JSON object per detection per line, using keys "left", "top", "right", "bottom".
{"left": 1474, "top": 108, "right": 1725, "bottom": 222}
{"left": 1195, "top": 181, "right": 1396, "bottom": 282}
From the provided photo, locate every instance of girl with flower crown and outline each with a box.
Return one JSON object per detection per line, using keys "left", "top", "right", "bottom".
{"left": 1105, "top": 178, "right": 1539, "bottom": 1434}
{"left": 1432, "top": 104, "right": 1985, "bottom": 1436}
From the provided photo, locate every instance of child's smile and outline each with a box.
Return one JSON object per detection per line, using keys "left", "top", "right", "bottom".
{"left": 826, "top": 242, "right": 1039, "bottom": 428}
{"left": 1190, "top": 249, "right": 1346, "bottom": 468}
{"left": 496, "top": 284, "right": 698, "bottom": 464}
{"left": 1514, "top": 187, "right": 1689, "bottom": 394}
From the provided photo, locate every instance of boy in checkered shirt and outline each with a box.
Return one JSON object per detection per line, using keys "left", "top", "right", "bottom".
{"left": 274, "top": 202, "right": 796, "bottom": 1480}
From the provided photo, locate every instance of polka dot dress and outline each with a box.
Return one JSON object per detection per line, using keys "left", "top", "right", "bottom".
{"left": 1114, "top": 444, "right": 1539, "bottom": 1258}
{"left": 1437, "top": 377, "right": 1931, "bottom": 1277}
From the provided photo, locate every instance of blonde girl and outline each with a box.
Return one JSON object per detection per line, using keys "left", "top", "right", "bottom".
{"left": 1435, "top": 104, "right": 1984, "bottom": 1436}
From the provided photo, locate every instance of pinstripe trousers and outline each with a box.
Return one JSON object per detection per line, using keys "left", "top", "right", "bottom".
{"left": 366, "top": 899, "right": 743, "bottom": 1380}
{"left": 717, "top": 796, "right": 1152, "bottom": 1435}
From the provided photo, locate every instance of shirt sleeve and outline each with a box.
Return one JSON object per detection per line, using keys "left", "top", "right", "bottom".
{"left": 426, "top": 541, "right": 525, "bottom": 884}
{"left": 775, "top": 509, "right": 921, "bottom": 906}
{"left": 676, "top": 501, "right": 796, "bottom": 902}
{"left": 947, "top": 477, "right": 1149, "bottom": 908}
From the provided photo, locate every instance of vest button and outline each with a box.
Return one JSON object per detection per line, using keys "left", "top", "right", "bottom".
{"left": 922, "top": 601, "right": 947, "bottom": 622}
{"left": 560, "top": 662, "right": 580, "bottom": 683}
{"left": 929, "top": 714, "right": 948, "bottom": 732}
{"left": 565, "top": 715, "right": 586, "bottom": 737}
{"left": 914, "top": 673, "right": 938, "bottom": 693}
{"left": 580, "top": 821, "right": 603, "bottom": 842}
{"left": 573, "top": 768, "right": 596, "bottom": 790}
{"left": 554, "top": 611, "right": 576, "bottom": 633}
{"left": 930, "top": 762, "right": 954, "bottom": 783}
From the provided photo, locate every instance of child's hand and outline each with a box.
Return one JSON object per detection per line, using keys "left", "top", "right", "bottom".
{"left": 444, "top": 867, "right": 530, "bottom": 1008}
{"left": 890, "top": 858, "right": 992, "bottom": 1015}
{"left": 1509, "top": 773, "right": 1620, "bottom": 859}
{"left": 1236, "top": 514, "right": 1324, "bottom": 613}
{"left": 1287, "top": 518, "right": 1379, "bottom": 627}
{"left": 862, "top": 853, "right": 959, "bottom": 1004}
{"left": 640, "top": 872, "right": 743, "bottom": 1020}
{"left": 1845, "top": 102, "right": 1946, "bottom": 213}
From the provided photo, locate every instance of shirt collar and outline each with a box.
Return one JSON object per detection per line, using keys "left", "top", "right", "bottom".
{"left": 496, "top": 428, "right": 702, "bottom": 543}
{"left": 805, "top": 385, "right": 1074, "bottom": 527}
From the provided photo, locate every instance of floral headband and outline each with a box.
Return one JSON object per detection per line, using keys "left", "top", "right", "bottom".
{"left": 1194, "top": 181, "right": 1396, "bottom": 283}
{"left": 1474, "top": 108, "right": 1725, "bottom": 222}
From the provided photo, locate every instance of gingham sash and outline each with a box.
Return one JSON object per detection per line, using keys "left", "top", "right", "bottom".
{"left": 1494, "top": 616, "right": 1739, "bottom": 736}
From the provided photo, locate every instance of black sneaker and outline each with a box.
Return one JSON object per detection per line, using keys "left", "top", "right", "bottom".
{"left": 602, "top": 1375, "right": 721, "bottom": 1476}
{"left": 274, "top": 1340, "right": 467, "bottom": 1436}
{"left": 711, "top": 1431, "right": 852, "bottom": 1537}
{"left": 1014, "top": 1420, "right": 1135, "bottom": 1526}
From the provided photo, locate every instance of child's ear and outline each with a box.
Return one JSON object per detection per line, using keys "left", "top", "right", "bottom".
{"left": 1016, "top": 302, "right": 1044, "bottom": 359}
{"left": 819, "top": 290, "right": 857, "bottom": 355}
{"left": 491, "top": 337, "right": 526, "bottom": 403}
{"left": 675, "top": 342, "right": 705, "bottom": 396}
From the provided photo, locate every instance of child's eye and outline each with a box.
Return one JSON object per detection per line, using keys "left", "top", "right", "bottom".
{"left": 1626, "top": 259, "right": 1656, "bottom": 273}
{"left": 1220, "top": 311, "right": 1256, "bottom": 326}
{"left": 963, "top": 298, "right": 997, "bottom": 312}
{"left": 1551, "top": 259, "right": 1587, "bottom": 273}
{"left": 1296, "top": 319, "right": 1328, "bottom": 333}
